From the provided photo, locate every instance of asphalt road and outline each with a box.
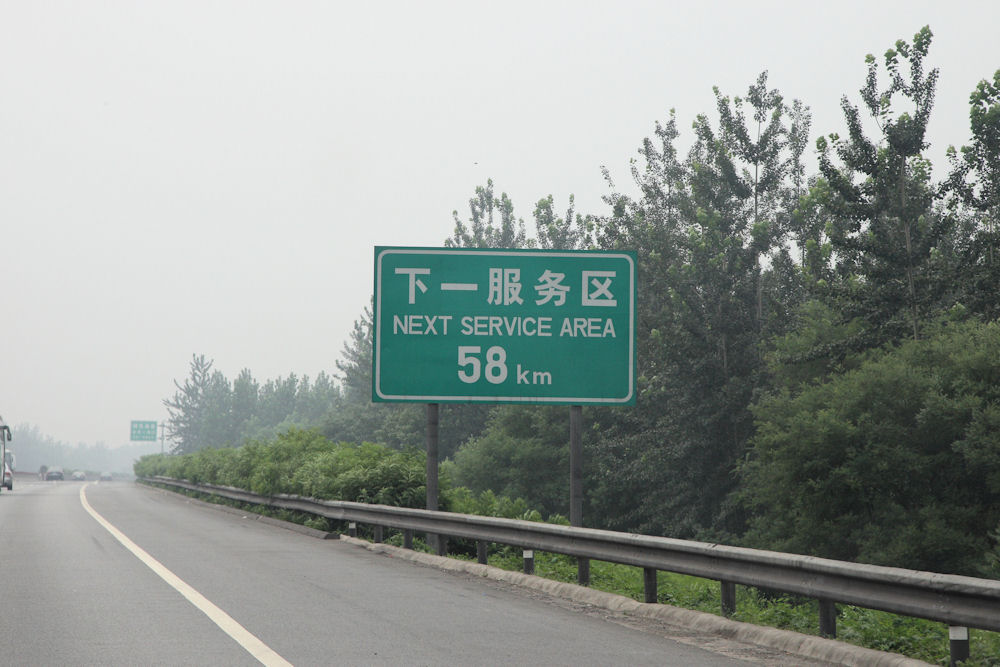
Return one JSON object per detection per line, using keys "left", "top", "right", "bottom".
{"left": 0, "top": 478, "right": 788, "bottom": 666}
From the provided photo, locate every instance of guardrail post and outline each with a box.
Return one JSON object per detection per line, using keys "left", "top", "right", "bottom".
{"left": 949, "top": 626, "right": 970, "bottom": 665}
{"left": 819, "top": 599, "right": 837, "bottom": 638}
{"left": 403, "top": 529, "right": 413, "bottom": 549}
{"left": 577, "top": 558, "right": 590, "bottom": 586}
{"left": 721, "top": 581, "right": 736, "bottom": 617}
{"left": 477, "top": 540, "right": 488, "bottom": 565}
{"left": 348, "top": 522, "right": 357, "bottom": 538}
{"left": 373, "top": 525, "right": 384, "bottom": 543}
{"left": 523, "top": 550, "right": 535, "bottom": 575}
{"left": 436, "top": 536, "right": 447, "bottom": 557}
{"left": 643, "top": 568, "right": 658, "bottom": 603}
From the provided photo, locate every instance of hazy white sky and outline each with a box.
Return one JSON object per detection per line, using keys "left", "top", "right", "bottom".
{"left": 2, "top": 1, "right": 997, "bottom": 447}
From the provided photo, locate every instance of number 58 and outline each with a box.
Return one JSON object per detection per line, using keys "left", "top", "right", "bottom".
{"left": 457, "top": 346, "right": 508, "bottom": 384}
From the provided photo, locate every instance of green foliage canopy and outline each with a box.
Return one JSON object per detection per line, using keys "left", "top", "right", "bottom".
{"left": 741, "top": 319, "right": 1000, "bottom": 576}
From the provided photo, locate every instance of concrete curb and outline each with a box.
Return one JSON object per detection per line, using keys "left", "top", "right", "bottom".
{"left": 340, "top": 535, "right": 932, "bottom": 667}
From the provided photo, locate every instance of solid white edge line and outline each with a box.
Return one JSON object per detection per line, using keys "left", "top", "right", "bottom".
{"left": 79, "top": 483, "right": 293, "bottom": 667}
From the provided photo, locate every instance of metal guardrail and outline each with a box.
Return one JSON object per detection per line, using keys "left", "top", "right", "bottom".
{"left": 145, "top": 476, "right": 1000, "bottom": 646}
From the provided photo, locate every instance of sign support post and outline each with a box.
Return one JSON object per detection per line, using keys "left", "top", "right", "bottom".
{"left": 569, "top": 404, "right": 589, "bottom": 584}
{"left": 426, "top": 403, "right": 444, "bottom": 554}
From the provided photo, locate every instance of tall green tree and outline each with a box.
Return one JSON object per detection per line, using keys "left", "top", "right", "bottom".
{"left": 335, "top": 305, "right": 374, "bottom": 402}
{"left": 590, "top": 76, "right": 809, "bottom": 539}
{"left": 533, "top": 193, "right": 593, "bottom": 250}
{"left": 293, "top": 372, "right": 340, "bottom": 426}
{"left": 945, "top": 69, "right": 1000, "bottom": 319}
{"left": 714, "top": 71, "right": 791, "bottom": 329}
{"left": 817, "top": 26, "right": 942, "bottom": 344}
{"left": 231, "top": 368, "right": 260, "bottom": 440}
{"left": 163, "top": 354, "right": 214, "bottom": 453}
{"left": 201, "top": 368, "right": 235, "bottom": 447}
{"left": 324, "top": 305, "right": 387, "bottom": 444}
{"left": 166, "top": 355, "right": 338, "bottom": 451}
{"left": 257, "top": 374, "right": 299, "bottom": 427}
{"left": 446, "top": 179, "right": 531, "bottom": 249}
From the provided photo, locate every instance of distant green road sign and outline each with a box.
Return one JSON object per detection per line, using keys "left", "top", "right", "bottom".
{"left": 130, "top": 420, "right": 158, "bottom": 442}
{"left": 373, "top": 247, "right": 636, "bottom": 405}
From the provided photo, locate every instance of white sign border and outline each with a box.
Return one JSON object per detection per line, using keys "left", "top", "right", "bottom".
{"left": 373, "top": 247, "right": 636, "bottom": 404}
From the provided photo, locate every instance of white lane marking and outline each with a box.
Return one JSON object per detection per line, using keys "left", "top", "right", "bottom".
{"left": 79, "top": 484, "right": 293, "bottom": 667}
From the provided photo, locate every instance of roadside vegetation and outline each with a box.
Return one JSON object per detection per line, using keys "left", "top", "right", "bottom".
{"left": 136, "top": 431, "right": 999, "bottom": 665}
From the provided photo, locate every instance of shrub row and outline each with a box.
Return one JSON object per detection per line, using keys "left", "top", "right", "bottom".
{"left": 133, "top": 428, "right": 568, "bottom": 523}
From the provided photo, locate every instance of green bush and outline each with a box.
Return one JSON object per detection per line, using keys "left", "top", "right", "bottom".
{"left": 742, "top": 319, "right": 1000, "bottom": 575}
{"left": 135, "top": 428, "right": 434, "bottom": 508}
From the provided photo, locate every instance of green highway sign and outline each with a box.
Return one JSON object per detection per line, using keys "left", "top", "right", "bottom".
{"left": 373, "top": 247, "right": 636, "bottom": 405}
{"left": 130, "top": 420, "right": 158, "bottom": 442}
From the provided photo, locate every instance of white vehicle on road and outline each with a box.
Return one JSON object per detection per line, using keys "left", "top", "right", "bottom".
{"left": 0, "top": 416, "right": 11, "bottom": 492}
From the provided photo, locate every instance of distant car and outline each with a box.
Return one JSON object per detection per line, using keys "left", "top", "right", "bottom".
{"left": 45, "top": 467, "right": 64, "bottom": 481}
{"left": 99, "top": 471, "right": 113, "bottom": 482}
{"left": 3, "top": 462, "right": 12, "bottom": 490}
{"left": 71, "top": 470, "right": 86, "bottom": 481}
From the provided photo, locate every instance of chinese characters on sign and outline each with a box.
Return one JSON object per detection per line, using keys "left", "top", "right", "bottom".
{"left": 373, "top": 247, "right": 635, "bottom": 404}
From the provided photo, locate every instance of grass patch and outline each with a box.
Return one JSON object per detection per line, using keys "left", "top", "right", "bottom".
{"left": 481, "top": 549, "right": 1000, "bottom": 666}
